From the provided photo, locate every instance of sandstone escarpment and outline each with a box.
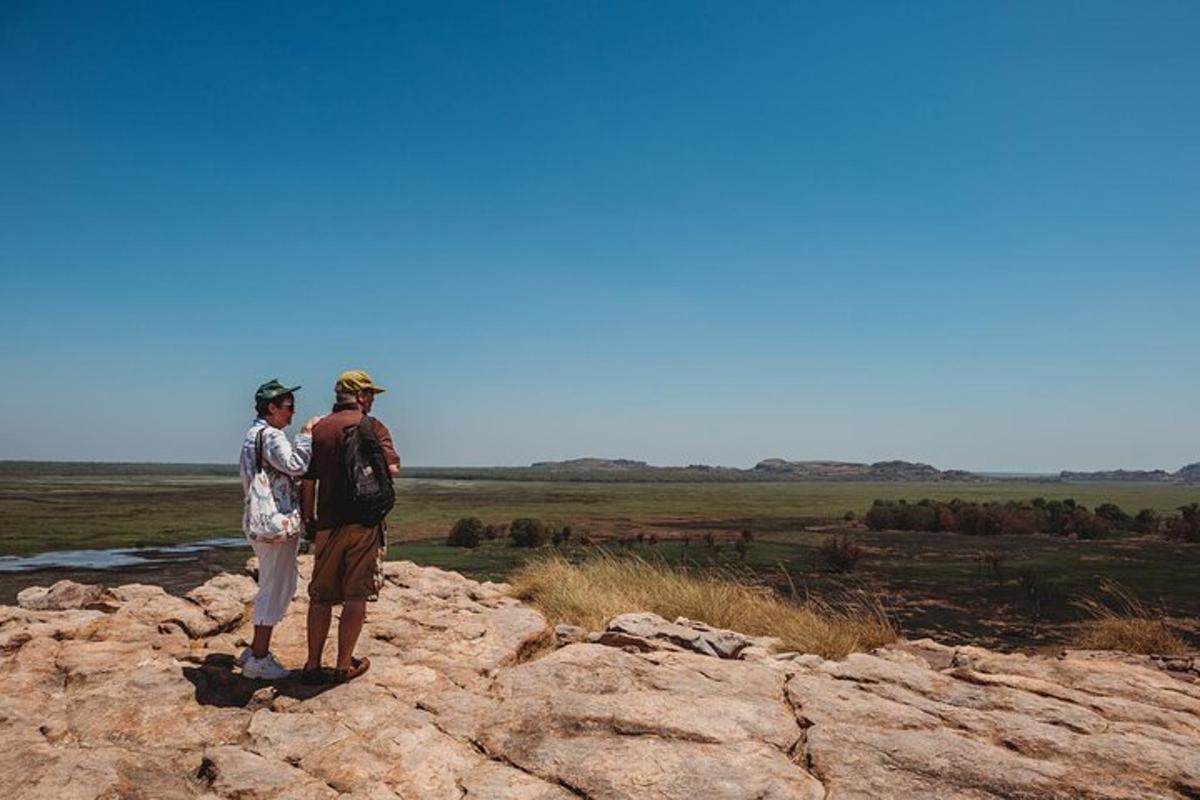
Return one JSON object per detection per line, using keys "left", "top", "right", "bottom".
{"left": 2, "top": 559, "right": 1198, "bottom": 799}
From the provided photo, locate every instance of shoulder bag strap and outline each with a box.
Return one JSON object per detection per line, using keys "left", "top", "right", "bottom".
{"left": 255, "top": 427, "right": 265, "bottom": 472}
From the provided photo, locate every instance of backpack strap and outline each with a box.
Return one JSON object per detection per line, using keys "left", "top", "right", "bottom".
{"left": 255, "top": 427, "right": 266, "bottom": 472}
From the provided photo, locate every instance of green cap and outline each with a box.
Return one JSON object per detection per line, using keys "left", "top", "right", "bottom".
{"left": 255, "top": 379, "right": 301, "bottom": 407}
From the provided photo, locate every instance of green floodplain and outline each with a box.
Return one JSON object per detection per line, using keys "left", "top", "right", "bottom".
{"left": 1, "top": 462, "right": 1198, "bottom": 651}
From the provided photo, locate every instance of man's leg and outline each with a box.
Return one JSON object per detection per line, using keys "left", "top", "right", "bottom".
{"left": 336, "top": 600, "right": 366, "bottom": 671}
{"left": 305, "top": 601, "right": 332, "bottom": 671}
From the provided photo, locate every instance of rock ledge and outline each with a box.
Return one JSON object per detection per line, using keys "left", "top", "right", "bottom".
{"left": 2, "top": 560, "right": 1199, "bottom": 799}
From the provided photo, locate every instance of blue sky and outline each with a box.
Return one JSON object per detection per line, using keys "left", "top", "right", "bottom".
{"left": 1, "top": 1, "right": 1197, "bottom": 471}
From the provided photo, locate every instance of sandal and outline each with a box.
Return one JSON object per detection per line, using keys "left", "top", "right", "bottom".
{"left": 334, "top": 656, "right": 370, "bottom": 683}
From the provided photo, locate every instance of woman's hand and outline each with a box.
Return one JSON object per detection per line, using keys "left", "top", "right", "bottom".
{"left": 300, "top": 415, "right": 323, "bottom": 434}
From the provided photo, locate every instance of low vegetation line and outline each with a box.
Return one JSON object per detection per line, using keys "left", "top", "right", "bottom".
{"left": 508, "top": 552, "right": 897, "bottom": 660}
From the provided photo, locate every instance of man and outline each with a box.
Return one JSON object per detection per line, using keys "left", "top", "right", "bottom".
{"left": 300, "top": 369, "right": 400, "bottom": 683}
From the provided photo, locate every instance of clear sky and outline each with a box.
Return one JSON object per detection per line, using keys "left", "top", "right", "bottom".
{"left": 2, "top": 1, "right": 1197, "bottom": 471}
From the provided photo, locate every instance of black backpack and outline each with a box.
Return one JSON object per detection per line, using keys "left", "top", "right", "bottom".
{"left": 340, "top": 415, "right": 395, "bottom": 526}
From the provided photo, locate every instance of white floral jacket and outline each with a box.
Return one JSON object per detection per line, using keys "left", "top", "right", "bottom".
{"left": 239, "top": 419, "right": 313, "bottom": 539}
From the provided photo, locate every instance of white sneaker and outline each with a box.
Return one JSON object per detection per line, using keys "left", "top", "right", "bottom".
{"left": 242, "top": 652, "right": 291, "bottom": 680}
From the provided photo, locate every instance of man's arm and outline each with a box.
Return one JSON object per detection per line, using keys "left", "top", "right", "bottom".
{"left": 373, "top": 420, "right": 401, "bottom": 476}
{"left": 301, "top": 479, "right": 316, "bottom": 529}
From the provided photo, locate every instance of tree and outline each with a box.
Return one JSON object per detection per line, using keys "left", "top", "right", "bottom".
{"left": 509, "top": 517, "right": 547, "bottom": 548}
{"left": 1170, "top": 503, "right": 1200, "bottom": 543}
{"left": 1095, "top": 503, "right": 1131, "bottom": 528}
{"left": 446, "top": 517, "right": 483, "bottom": 548}
{"left": 1132, "top": 509, "right": 1160, "bottom": 535}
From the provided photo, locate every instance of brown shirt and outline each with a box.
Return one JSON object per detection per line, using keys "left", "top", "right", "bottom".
{"left": 304, "top": 402, "right": 399, "bottom": 530}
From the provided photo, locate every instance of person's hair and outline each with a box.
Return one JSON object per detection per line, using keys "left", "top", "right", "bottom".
{"left": 256, "top": 393, "right": 293, "bottom": 418}
{"left": 335, "top": 390, "right": 357, "bottom": 405}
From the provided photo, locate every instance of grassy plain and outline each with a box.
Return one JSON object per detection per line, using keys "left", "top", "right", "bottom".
{"left": 2, "top": 464, "right": 1197, "bottom": 650}
{"left": 3, "top": 467, "right": 1198, "bottom": 556}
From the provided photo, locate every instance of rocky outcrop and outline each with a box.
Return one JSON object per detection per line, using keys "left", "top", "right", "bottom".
{"left": 1060, "top": 468, "right": 1175, "bottom": 482}
{"left": 1060, "top": 462, "right": 1200, "bottom": 483}
{"left": 2, "top": 563, "right": 1199, "bottom": 799}
{"left": 753, "top": 458, "right": 985, "bottom": 482}
{"left": 529, "top": 458, "right": 650, "bottom": 471}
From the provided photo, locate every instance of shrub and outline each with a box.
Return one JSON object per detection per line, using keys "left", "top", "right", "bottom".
{"left": 1073, "top": 582, "right": 1189, "bottom": 655}
{"left": 734, "top": 538, "right": 749, "bottom": 561}
{"left": 739, "top": 529, "right": 754, "bottom": 543}
{"left": 509, "top": 517, "right": 547, "bottom": 548}
{"left": 482, "top": 524, "right": 502, "bottom": 541}
{"left": 820, "top": 534, "right": 864, "bottom": 573}
{"left": 978, "top": 550, "right": 1004, "bottom": 579}
{"left": 1017, "top": 569, "right": 1054, "bottom": 634}
{"left": 508, "top": 553, "right": 897, "bottom": 659}
{"left": 864, "top": 500, "right": 894, "bottom": 531}
{"left": 1132, "top": 509, "right": 1160, "bottom": 535}
{"left": 1095, "top": 503, "right": 1131, "bottom": 527}
{"left": 446, "top": 517, "right": 483, "bottom": 548}
{"left": 842, "top": 511, "right": 856, "bottom": 522}
{"left": 1169, "top": 503, "right": 1200, "bottom": 543}
{"left": 1066, "top": 507, "right": 1110, "bottom": 540}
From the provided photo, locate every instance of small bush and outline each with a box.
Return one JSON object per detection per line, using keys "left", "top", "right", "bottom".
{"left": 842, "top": 511, "right": 856, "bottom": 522}
{"left": 509, "top": 517, "right": 547, "bottom": 548}
{"left": 820, "top": 534, "right": 864, "bottom": 573}
{"left": 482, "top": 524, "right": 502, "bottom": 541}
{"left": 1132, "top": 509, "right": 1160, "bottom": 535}
{"left": 1094, "top": 503, "right": 1131, "bottom": 527}
{"left": 1073, "top": 582, "right": 1189, "bottom": 655}
{"left": 978, "top": 550, "right": 1004, "bottom": 579}
{"left": 734, "top": 538, "right": 749, "bottom": 561}
{"left": 1168, "top": 503, "right": 1200, "bottom": 543}
{"left": 446, "top": 517, "right": 483, "bottom": 548}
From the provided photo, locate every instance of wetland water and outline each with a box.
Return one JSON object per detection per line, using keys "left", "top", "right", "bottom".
{"left": 0, "top": 537, "right": 246, "bottom": 573}
{"left": 0, "top": 537, "right": 253, "bottom": 604}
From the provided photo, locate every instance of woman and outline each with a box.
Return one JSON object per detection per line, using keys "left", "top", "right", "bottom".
{"left": 237, "top": 378, "right": 320, "bottom": 680}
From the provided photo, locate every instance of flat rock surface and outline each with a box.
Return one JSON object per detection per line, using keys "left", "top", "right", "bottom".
{"left": 1, "top": 560, "right": 1198, "bottom": 799}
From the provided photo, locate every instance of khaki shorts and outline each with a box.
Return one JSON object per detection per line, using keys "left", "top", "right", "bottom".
{"left": 308, "top": 523, "right": 385, "bottom": 604}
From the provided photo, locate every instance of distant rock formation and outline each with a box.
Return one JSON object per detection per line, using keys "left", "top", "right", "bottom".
{"left": 753, "top": 458, "right": 984, "bottom": 482}
{"left": 1060, "top": 463, "right": 1200, "bottom": 484}
{"left": 1178, "top": 462, "right": 1200, "bottom": 483}
{"left": 1059, "top": 469, "right": 1175, "bottom": 482}
{"left": 3, "top": 563, "right": 1199, "bottom": 798}
{"left": 530, "top": 457, "right": 649, "bottom": 470}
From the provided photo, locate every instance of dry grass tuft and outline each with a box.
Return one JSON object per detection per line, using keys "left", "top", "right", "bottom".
{"left": 508, "top": 552, "right": 897, "bottom": 660}
{"left": 1073, "top": 581, "right": 1190, "bottom": 656}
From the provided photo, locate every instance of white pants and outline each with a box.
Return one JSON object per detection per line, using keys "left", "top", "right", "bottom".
{"left": 248, "top": 536, "right": 301, "bottom": 626}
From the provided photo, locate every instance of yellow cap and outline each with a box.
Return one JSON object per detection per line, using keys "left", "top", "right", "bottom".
{"left": 335, "top": 369, "right": 386, "bottom": 394}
